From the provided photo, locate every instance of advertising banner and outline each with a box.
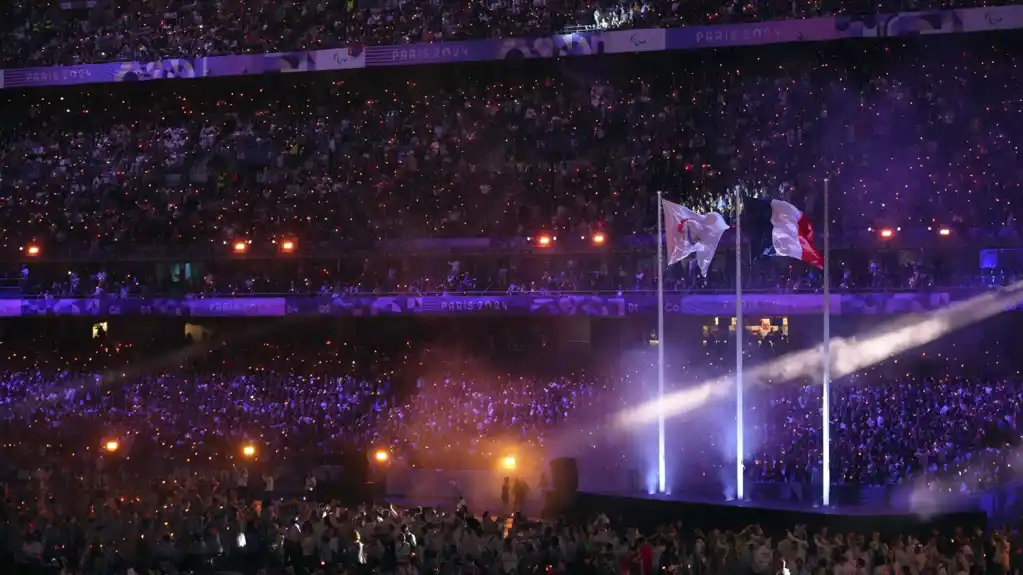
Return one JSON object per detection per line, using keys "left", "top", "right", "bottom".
{"left": 3, "top": 6, "right": 1023, "bottom": 88}
{"left": 1, "top": 58, "right": 203, "bottom": 88}
{"left": 663, "top": 5, "right": 1023, "bottom": 50}
{"left": 363, "top": 29, "right": 667, "bottom": 67}
{"left": 3, "top": 292, "right": 955, "bottom": 317}
{"left": 0, "top": 300, "right": 22, "bottom": 317}
{"left": 187, "top": 297, "right": 288, "bottom": 317}
{"left": 365, "top": 41, "right": 485, "bottom": 67}
{"left": 204, "top": 46, "right": 366, "bottom": 77}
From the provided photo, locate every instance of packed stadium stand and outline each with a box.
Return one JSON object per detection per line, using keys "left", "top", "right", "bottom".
{"left": 3, "top": 33, "right": 1023, "bottom": 295}
{"left": 5, "top": 0, "right": 1004, "bottom": 67}
{"left": 3, "top": 1, "right": 1023, "bottom": 573}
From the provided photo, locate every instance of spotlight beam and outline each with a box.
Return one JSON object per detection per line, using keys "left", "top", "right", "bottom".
{"left": 616, "top": 282, "right": 1023, "bottom": 428}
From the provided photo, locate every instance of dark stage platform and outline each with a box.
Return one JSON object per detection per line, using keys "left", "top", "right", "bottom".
{"left": 572, "top": 492, "right": 986, "bottom": 535}
{"left": 387, "top": 490, "right": 988, "bottom": 536}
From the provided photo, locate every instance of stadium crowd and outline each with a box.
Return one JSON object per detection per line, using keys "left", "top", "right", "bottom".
{"left": 2, "top": 35, "right": 1023, "bottom": 294}
{"left": 5, "top": 248, "right": 1008, "bottom": 299}
{"left": 746, "top": 373, "right": 1023, "bottom": 490}
{"left": 2, "top": 0, "right": 1007, "bottom": 67}
{"left": 3, "top": 476, "right": 1017, "bottom": 575}
{"left": 0, "top": 320, "right": 1019, "bottom": 489}
{"left": 0, "top": 321, "right": 1021, "bottom": 571}
{"left": 3, "top": 9, "right": 1023, "bottom": 574}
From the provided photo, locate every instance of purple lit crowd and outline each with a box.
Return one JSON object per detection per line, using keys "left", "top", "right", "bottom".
{"left": 747, "top": 374, "right": 1023, "bottom": 490}
{"left": 0, "top": 321, "right": 1021, "bottom": 572}
{"left": 1, "top": 327, "right": 1020, "bottom": 489}
{"left": 0, "top": 337, "right": 599, "bottom": 472}
{"left": 1, "top": 0, "right": 994, "bottom": 67}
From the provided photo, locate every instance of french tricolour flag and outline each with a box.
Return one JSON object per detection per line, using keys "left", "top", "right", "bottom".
{"left": 747, "top": 198, "right": 823, "bottom": 268}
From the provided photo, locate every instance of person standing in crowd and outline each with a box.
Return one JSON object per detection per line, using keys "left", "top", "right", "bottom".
{"left": 513, "top": 478, "right": 530, "bottom": 513}
{"left": 994, "top": 531, "right": 1011, "bottom": 575}
{"left": 501, "top": 477, "right": 511, "bottom": 514}
{"left": 263, "top": 470, "right": 275, "bottom": 495}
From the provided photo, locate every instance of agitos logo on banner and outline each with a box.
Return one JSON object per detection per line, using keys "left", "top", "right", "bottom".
{"left": 313, "top": 46, "right": 366, "bottom": 71}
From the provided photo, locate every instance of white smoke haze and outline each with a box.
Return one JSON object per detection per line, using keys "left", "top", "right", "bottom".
{"left": 905, "top": 445, "right": 1023, "bottom": 518}
{"left": 615, "top": 282, "right": 1023, "bottom": 429}
{"left": 540, "top": 336, "right": 774, "bottom": 498}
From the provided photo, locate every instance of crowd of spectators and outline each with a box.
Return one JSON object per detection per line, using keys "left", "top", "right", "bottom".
{"left": 0, "top": 319, "right": 1019, "bottom": 494}
{"left": 746, "top": 374, "right": 1023, "bottom": 490}
{"left": 0, "top": 318, "right": 1019, "bottom": 571}
{"left": 4, "top": 474, "right": 1018, "bottom": 575}
{"left": 4, "top": 6, "right": 1023, "bottom": 575}
{"left": 3, "top": 0, "right": 1007, "bottom": 68}
{"left": 2, "top": 35, "right": 1023, "bottom": 292}
{"left": 4, "top": 248, "right": 1015, "bottom": 300}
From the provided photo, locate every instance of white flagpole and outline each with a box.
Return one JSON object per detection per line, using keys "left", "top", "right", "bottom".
{"left": 735, "top": 186, "right": 744, "bottom": 501}
{"left": 656, "top": 191, "right": 667, "bottom": 493}
{"left": 822, "top": 177, "right": 831, "bottom": 506}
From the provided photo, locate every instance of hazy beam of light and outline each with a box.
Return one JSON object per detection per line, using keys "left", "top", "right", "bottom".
{"left": 906, "top": 442, "right": 1023, "bottom": 518}
{"left": 616, "top": 282, "right": 1023, "bottom": 428}
{"left": 20, "top": 318, "right": 303, "bottom": 417}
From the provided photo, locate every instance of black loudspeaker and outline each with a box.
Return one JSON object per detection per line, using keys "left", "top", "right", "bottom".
{"left": 550, "top": 457, "right": 579, "bottom": 494}
{"left": 545, "top": 458, "right": 579, "bottom": 518}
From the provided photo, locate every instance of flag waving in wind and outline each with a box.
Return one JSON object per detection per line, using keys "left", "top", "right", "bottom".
{"left": 746, "top": 198, "right": 823, "bottom": 268}
{"left": 661, "top": 198, "right": 729, "bottom": 276}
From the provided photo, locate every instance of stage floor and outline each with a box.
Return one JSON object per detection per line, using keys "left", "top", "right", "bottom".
{"left": 386, "top": 489, "right": 977, "bottom": 517}
{"left": 587, "top": 491, "right": 927, "bottom": 516}
{"left": 385, "top": 490, "right": 987, "bottom": 535}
